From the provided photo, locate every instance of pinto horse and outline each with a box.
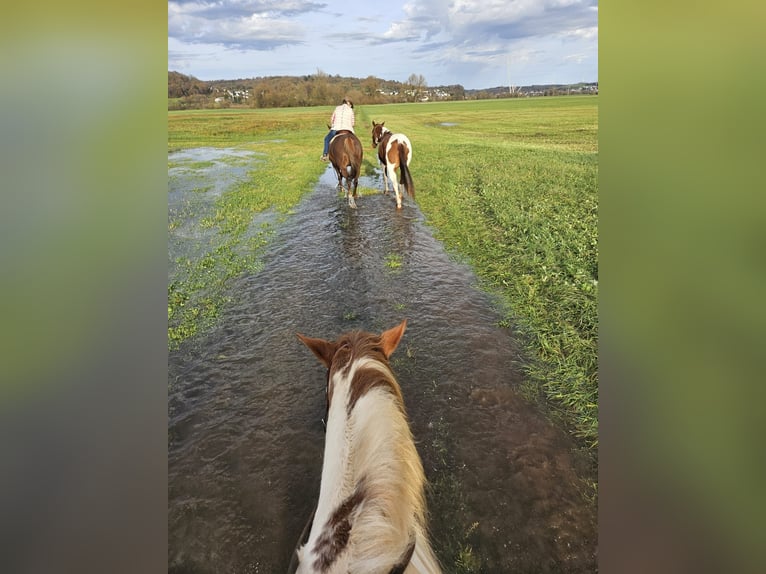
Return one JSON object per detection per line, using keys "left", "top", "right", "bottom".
{"left": 292, "top": 320, "right": 441, "bottom": 574}
{"left": 371, "top": 121, "right": 414, "bottom": 210}
{"left": 328, "top": 130, "right": 363, "bottom": 209}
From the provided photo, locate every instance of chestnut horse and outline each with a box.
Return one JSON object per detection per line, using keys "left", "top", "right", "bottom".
{"left": 328, "top": 130, "right": 363, "bottom": 209}
{"left": 371, "top": 121, "right": 414, "bottom": 210}
{"left": 291, "top": 320, "right": 441, "bottom": 574}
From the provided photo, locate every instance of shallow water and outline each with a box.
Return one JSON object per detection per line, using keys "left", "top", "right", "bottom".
{"left": 168, "top": 156, "right": 597, "bottom": 573}
{"left": 168, "top": 147, "right": 266, "bottom": 278}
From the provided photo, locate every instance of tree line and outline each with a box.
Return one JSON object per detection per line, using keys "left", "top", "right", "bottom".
{"left": 168, "top": 70, "right": 597, "bottom": 110}
{"left": 168, "top": 70, "right": 464, "bottom": 110}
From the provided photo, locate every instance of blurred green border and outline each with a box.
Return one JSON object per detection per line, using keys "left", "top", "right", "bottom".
{"left": 602, "top": 3, "right": 765, "bottom": 572}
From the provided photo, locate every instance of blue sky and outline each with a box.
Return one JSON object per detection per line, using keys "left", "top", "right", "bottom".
{"left": 168, "top": 0, "right": 598, "bottom": 90}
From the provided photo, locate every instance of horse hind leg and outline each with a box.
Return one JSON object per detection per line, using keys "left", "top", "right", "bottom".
{"left": 344, "top": 165, "right": 357, "bottom": 209}
{"left": 380, "top": 161, "right": 390, "bottom": 194}
{"left": 350, "top": 175, "right": 359, "bottom": 208}
{"left": 346, "top": 179, "right": 356, "bottom": 209}
{"left": 387, "top": 163, "right": 402, "bottom": 209}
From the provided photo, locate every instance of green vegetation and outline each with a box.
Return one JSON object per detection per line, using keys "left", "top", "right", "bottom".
{"left": 385, "top": 252, "right": 403, "bottom": 271}
{"left": 168, "top": 70, "right": 596, "bottom": 110}
{"left": 168, "top": 96, "right": 598, "bottom": 451}
{"left": 360, "top": 98, "right": 598, "bottom": 448}
{"left": 168, "top": 107, "right": 333, "bottom": 347}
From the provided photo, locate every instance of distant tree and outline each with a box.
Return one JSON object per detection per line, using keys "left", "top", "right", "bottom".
{"left": 406, "top": 73, "right": 427, "bottom": 101}
{"left": 362, "top": 75, "right": 379, "bottom": 98}
{"left": 169, "top": 71, "right": 465, "bottom": 109}
{"left": 168, "top": 71, "right": 207, "bottom": 98}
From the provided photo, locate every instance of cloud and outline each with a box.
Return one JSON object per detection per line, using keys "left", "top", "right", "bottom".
{"left": 166, "top": 0, "right": 597, "bottom": 87}
{"left": 365, "top": 0, "right": 597, "bottom": 85}
{"left": 168, "top": 1, "right": 326, "bottom": 50}
{"left": 372, "top": 0, "right": 597, "bottom": 44}
{"left": 170, "top": 0, "right": 326, "bottom": 18}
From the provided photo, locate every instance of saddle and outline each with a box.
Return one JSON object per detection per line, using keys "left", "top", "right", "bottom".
{"left": 329, "top": 129, "right": 354, "bottom": 147}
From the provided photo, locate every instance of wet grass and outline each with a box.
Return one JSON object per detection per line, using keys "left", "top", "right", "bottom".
{"left": 168, "top": 108, "right": 334, "bottom": 348}
{"left": 361, "top": 98, "right": 598, "bottom": 451}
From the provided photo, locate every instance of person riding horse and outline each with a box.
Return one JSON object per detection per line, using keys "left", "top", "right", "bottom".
{"left": 321, "top": 98, "right": 355, "bottom": 161}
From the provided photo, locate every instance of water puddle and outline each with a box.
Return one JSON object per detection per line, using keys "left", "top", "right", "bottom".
{"left": 439, "top": 122, "right": 459, "bottom": 127}
{"left": 168, "top": 147, "right": 265, "bottom": 276}
{"left": 168, "top": 166, "right": 597, "bottom": 572}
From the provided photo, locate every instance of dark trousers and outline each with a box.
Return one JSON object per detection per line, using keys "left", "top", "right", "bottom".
{"left": 323, "top": 130, "right": 336, "bottom": 155}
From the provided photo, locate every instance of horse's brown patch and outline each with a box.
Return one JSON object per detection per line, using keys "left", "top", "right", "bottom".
{"left": 312, "top": 482, "right": 367, "bottom": 572}
{"left": 347, "top": 366, "right": 403, "bottom": 415}
{"left": 388, "top": 538, "right": 416, "bottom": 574}
{"left": 386, "top": 143, "right": 401, "bottom": 168}
{"left": 326, "top": 330, "right": 405, "bottom": 415}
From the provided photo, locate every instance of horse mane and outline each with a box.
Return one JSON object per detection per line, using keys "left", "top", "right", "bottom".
{"left": 296, "top": 323, "right": 441, "bottom": 573}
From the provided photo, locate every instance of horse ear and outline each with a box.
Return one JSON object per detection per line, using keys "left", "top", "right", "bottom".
{"left": 380, "top": 319, "right": 407, "bottom": 358}
{"left": 372, "top": 120, "right": 376, "bottom": 126}
{"left": 297, "top": 333, "right": 338, "bottom": 369}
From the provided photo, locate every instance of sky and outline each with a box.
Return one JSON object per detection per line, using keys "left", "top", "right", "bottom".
{"left": 168, "top": 0, "right": 598, "bottom": 90}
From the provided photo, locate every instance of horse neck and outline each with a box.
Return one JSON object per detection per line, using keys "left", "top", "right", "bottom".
{"left": 309, "top": 356, "right": 428, "bottom": 558}
{"left": 314, "top": 356, "right": 405, "bottom": 506}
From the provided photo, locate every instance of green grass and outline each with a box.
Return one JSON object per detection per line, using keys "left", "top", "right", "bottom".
{"left": 361, "top": 97, "right": 598, "bottom": 448}
{"left": 167, "top": 97, "right": 598, "bottom": 451}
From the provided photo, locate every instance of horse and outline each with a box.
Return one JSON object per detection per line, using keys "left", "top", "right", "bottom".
{"left": 371, "top": 121, "right": 415, "bottom": 210}
{"left": 328, "top": 130, "right": 363, "bottom": 209}
{"left": 291, "top": 320, "right": 441, "bottom": 574}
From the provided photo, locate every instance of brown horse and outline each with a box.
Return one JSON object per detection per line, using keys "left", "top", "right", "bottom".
{"left": 371, "top": 121, "right": 414, "bottom": 210}
{"left": 328, "top": 130, "right": 363, "bottom": 209}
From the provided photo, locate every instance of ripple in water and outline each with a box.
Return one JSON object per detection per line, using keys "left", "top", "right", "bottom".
{"left": 169, "top": 164, "right": 596, "bottom": 572}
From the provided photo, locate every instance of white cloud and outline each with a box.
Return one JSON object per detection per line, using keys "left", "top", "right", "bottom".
{"left": 377, "top": 0, "right": 597, "bottom": 44}
{"left": 561, "top": 26, "right": 598, "bottom": 41}
{"left": 168, "top": 0, "right": 317, "bottom": 49}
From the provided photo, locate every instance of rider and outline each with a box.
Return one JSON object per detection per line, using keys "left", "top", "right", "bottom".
{"left": 321, "top": 97, "right": 355, "bottom": 161}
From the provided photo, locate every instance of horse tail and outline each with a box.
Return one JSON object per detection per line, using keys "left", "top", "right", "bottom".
{"left": 346, "top": 138, "right": 361, "bottom": 180}
{"left": 398, "top": 144, "right": 414, "bottom": 198}
{"left": 345, "top": 152, "right": 357, "bottom": 180}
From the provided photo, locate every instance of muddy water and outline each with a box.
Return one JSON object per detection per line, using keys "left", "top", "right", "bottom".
{"left": 168, "top": 160, "right": 597, "bottom": 573}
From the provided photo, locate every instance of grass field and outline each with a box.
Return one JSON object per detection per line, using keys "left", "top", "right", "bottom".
{"left": 168, "top": 96, "right": 598, "bottom": 449}
{"left": 361, "top": 98, "right": 598, "bottom": 448}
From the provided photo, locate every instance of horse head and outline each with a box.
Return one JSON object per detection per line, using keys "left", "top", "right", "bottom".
{"left": 371, "top": 120, "right": 388, "bottom": 149}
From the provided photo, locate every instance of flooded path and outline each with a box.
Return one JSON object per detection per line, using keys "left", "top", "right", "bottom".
{"left": 169, "top": 161, "right": 597, "bottom": 573}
